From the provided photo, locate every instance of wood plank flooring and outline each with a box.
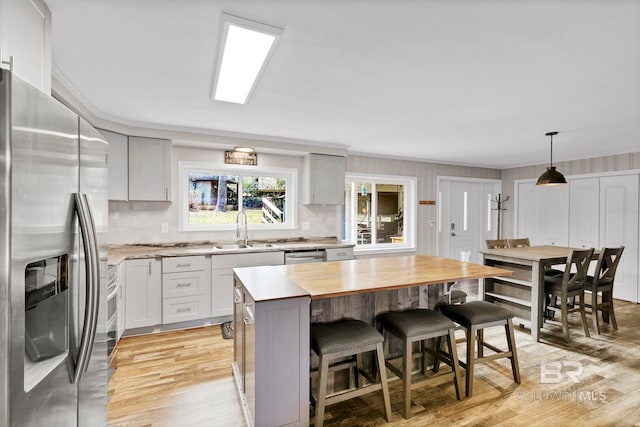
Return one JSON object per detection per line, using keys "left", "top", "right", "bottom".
{"left": 108, "top": 293, "right": 640, "bottom": 426}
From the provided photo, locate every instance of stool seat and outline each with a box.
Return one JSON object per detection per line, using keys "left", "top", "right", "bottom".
{"left": 310, "top": 319, "right": 391, "bottom": 427}
{"left": 440, "top": 301, "right": 520, "bottom": 397}
{"left": 378, "top": 309, "right": 456, "bottom": 338}
{"left": 376, "top": 309, "right": 463, "bottom": 418}
{"left": 311, "top": 319, "right": 384, "bottom": 354}
{"left": 440, "top": 300, "right": 513, "bottom": 326}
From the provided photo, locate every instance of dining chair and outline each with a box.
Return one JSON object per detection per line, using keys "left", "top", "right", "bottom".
{"left": 507, "top": 238, "right": 530, "bottom": 248}
{"left": 584, "top": 246, "right": 624, "bottom": 334}
{"left": 543, "top": 248, "right": 594, "bottom": 342}
{"left": 486, "top": 239, "right": 508, "bottom": 249}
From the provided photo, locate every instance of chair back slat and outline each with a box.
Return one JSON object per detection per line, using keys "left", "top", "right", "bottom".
{"left": 594, "top": 246, "right": 625, "bottom": 286}
{"left": 507, "top": 238, "right": 530, "bottom": 248}
{"left": 563, "top": 248, "right": 594, "bottom": 290}
{"left": 486, "top": 239, "right": 508, "bottom": 249}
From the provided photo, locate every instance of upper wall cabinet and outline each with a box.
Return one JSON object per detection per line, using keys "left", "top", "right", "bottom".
{"left": 302, "top": 153, "right": 345, "bottom": 205}
{"left": 128, "top": 137, "right": 171, "bottom": 201}
{"left": 0, "top": 0, "right": 51, "bottom": 93}
{"left": 100, "top": 129, "right": 129, "bottom": 201}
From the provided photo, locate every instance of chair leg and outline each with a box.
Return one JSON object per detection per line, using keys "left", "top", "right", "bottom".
{"left": 375, "top": 343, "right": 392, "bottom": 422}
{"left": 505, "top": 319, "right": 521, "bottom": 384}
{"left": 578, "top": 294, "right": 590, "bottom": 338}
{"left": 591, "top": 292, "right": 601, "bottom": 335}
{"left": 402, "top": 337, "right": 412, "bottom": 419}
{"left": 315, "top": 354, "right": 330, "bottom": 427}
{"left": 608, "top": 300, "right": 618, "bottom": 331}
{"left": 447, "top": 329, "right": 464, "bottom": 400}
{"left": 465, "top": 327, "right": 475, "bottom": 397}
{"left": 560, "top": 296, "right": 570, "bottom": 343}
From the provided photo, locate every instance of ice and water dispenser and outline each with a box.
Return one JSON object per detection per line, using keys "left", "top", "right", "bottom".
{"left": 24, "top": 255, "right": 69, "bottom": 362}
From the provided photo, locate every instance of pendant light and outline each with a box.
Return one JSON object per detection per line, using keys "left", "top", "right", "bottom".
{"left": 536, "top": 131, "right": 567, "bottom": 186}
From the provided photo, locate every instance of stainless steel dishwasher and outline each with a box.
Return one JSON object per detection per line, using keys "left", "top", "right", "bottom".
{"left": 284, "top": 250, "right": 326, "bottom": 264}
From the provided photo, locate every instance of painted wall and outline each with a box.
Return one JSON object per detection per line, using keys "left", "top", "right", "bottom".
{"left": 500, "top": 151, "right": 640, "bottom": 237}
{"left": 108, "top": 145, "right": 340, "bottom": 244}
{"left": 108, "top": 146, "right": 502, "bottom": 248}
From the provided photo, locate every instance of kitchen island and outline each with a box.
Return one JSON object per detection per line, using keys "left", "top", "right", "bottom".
{"left": 232, "top": 255, "right": 512, "bottom": 427}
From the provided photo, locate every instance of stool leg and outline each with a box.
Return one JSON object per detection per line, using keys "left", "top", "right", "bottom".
{"left": 447, "top": 329, "right": 464, "bottom": 400}
{"left": 432, "top": 336, "right": 442, "bottom": 373}
{"left": 403, "top": 337, "right": 412, "bottom": 419}
{"left": 477, "top": 328, "right": 484, "bottom": 358}
{"left": 315, "top": 354, "right": 330, "bottom": 427}
{"left": 505, "top": 319, "right": 521, "bottom": 384}
{"left": 376, "top": 343, "right": 392, "bottom": 422}
{"left": 466, "top": 327, "right": 476, "bottom": 397}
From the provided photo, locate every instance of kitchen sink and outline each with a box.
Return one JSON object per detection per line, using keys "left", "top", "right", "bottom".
{"left": 214, "top": 244, "right": 249, "bottom": 250}
{"left": 248, "top": 243, "right": 276, "bottom": 248}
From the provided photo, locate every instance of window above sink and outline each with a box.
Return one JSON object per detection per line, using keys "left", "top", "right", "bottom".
{"left": 179, "top": 161, "right": 297, "bottom": 231}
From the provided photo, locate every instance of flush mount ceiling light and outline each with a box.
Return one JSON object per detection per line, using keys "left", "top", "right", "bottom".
{"left": 234, "top": 146, "right": 255, "bottom": 153}
{"left": 212, "top": 14, "right": 283, "bottom": 104}
{"left": 536, "top": 131, "right": 567, "bottom": 186}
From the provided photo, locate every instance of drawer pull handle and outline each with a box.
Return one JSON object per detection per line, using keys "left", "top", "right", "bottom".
{"left": 177, "top": 307, "right": 191, "bottom": 313}
{"left": 176, "top": 283, "right": 191, "bottom": 288}
{"left": 176, "top": 263, "right": 191, "bottom": 268}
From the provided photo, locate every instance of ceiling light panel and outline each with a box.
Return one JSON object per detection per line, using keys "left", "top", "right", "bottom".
{"left": 212, "top": 14, "right": 283, "bottom": 104}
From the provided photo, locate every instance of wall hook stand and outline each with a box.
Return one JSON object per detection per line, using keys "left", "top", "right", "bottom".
{"left": 491, "top": 193, "right": 509, "bottom": 239}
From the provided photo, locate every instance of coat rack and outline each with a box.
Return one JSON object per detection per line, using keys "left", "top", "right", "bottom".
{"left": 491, "top": 193, "right": 509, "bottom": 239}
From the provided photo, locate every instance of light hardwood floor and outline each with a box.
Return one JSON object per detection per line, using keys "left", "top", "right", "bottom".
{"left": 109, "top": 293, "right": 640, "bottom": 426}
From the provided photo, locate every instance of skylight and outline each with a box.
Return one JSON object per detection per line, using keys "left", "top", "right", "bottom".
{"left": 212, "top": 14, "right": 282, "bottom": 104}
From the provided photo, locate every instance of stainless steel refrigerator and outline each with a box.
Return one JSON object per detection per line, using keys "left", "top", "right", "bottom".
{"left": 0, "top": 69, "right": 108, "bottom": 426}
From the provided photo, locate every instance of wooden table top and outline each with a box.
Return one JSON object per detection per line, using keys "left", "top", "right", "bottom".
{"left": 278, "top": 255, "right": 513, "bottom": 299}
{"left": 482, "top": 245, "right": 598, "bottom": 263}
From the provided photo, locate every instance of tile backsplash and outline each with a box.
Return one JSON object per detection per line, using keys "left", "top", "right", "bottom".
{"left": 108, "top": 200, "right": 340, "bottom": 244}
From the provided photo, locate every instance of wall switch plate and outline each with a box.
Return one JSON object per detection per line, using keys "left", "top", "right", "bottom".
{"left": 161, "top": 223, "right": 169, "bottom": 233}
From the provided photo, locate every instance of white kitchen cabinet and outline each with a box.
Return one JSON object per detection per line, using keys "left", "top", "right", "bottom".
{"left": 128, "top": 136, "right": 171, "bottom": 201}
{"left": 302, "top": 153, "right": 345, "bottom": 205}
{"left": 162, "top": 256, "right": 211, "bottom": 324}
{"left": 100, "top": 129, "right": 129, "bottom": 201}
{"left": 124, "top": 258, "right": 162, "bottom": 329}
{"left": 116, "top": 262, "right": 126, "bottom": 341}
{"left": 0, "top": 0, "right": 51, "bottom": 93}
{"left": 211, "top": 251, "right": 284, "bottom": 318}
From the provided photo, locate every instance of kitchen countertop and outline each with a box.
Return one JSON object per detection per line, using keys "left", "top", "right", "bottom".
{"left": 235, "top": 255, "right": 513, "bottom": 302}
{"left": 107, "top": 238, "right": 353, "bottom": 265}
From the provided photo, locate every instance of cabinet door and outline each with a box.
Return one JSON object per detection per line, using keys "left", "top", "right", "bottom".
{"left": 128, "top": 137, "right": 171, "bottom": 201}
{"left": 517, "top": 181, "right": 569, "bottom": 246}
{"left": 600, "top": 175, "right": 639, "bottom": 302}
{"left": 211, "top": 268, "right": 234, "bottom": 317}
{"left": 116, "top": 263, "right": 126, "bottom": 340}
{"left": 0, "top": 0, "right": 51, "bottom": 93}
{"left": 124, "top": 259, "right": 162, "bottom": 329}
{"left": 100, "top": 129, "right": 129, "bottom": 201}
{"left": 303, "top": 154, "right": 345, "bottom": 205}
{"left": 569, "top": 177, "right": 599, "bottom": 248}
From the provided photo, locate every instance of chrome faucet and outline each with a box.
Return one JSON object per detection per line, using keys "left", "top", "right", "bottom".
{"left": 236, "top": 211, "right": 248, "bottom": 246}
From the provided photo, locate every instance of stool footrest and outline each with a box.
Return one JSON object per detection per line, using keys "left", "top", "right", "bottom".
{"left": 325, "top": 383, "right": 383, "bottom": 406}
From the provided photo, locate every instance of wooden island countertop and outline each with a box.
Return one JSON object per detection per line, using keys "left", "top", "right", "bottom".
{"left": 234, "top": 255, "right": 513, "bottom": 302}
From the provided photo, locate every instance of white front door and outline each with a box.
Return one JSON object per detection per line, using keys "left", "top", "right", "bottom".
{"left": 438, "top": 178, "right": 500, "bottom": 263}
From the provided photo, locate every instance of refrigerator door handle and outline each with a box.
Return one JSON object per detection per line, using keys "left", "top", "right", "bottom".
{"left": 72, "top": 193, "right": 101, "bottom": 384}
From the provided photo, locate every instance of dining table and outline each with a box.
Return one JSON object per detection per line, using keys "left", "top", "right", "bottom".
{"left": 480, "top": 245, "right": 599, "bottom": 342}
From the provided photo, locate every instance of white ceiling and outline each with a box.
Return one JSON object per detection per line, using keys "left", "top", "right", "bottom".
{"left": 46, "top": 0, "right": 640, "bottom": 169}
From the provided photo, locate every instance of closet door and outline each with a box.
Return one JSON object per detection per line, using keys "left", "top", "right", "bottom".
{"left": 517, "top": 181, "right": 569, "bottom": 246}
{"left": 599, "top": 175, "right": 639, "bottom": 302}
{"left": 569, "top": 178, "right": 599, "bottom": 249}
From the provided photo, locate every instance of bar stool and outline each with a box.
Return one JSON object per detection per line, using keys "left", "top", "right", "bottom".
{"left": 376, "top": 309, "right": 464, "bottom": 419}
{"left": 310, "top": 318, "right": 392, "bottom": 427}
{"left": 440, "top": 301, "right": 521, "bottom": 397}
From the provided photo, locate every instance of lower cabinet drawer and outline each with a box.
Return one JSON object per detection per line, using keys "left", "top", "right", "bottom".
{"left": 162, "top": 270, "right": 208, "bottom": 298}
{"left": 162, "top": 295, "right": 212, "bottom": 324}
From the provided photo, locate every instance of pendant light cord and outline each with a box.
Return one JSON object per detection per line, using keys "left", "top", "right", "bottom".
{"left": 549, "top": 133, "right": 553, "bottom": 167}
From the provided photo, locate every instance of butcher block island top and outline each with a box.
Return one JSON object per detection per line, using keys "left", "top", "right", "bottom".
{"left": 235, "top": 255, "right": 513, "bottom": 301}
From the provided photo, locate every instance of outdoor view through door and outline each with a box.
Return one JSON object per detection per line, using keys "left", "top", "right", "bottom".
{"left": 344, "top": 174, "right": 415, "bottom": 250}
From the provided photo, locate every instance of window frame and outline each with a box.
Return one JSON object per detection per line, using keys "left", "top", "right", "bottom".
{"left": 344, "top": 172, "right": 417, "bottom": 254}
{"left": 179, "top": 161, "right": 297, "bottom": 231}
